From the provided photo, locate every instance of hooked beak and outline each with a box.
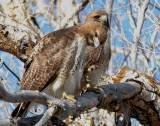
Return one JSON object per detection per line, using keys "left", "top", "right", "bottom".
{"left": 98, "top": 15, "right": 108, "bottom": 22}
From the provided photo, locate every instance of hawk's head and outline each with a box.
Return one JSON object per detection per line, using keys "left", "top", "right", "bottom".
{"left": 82, "top": 10, "right": 109, "bottom": 48}
{"left": 85, "top": 10, "right": 109, "bottom": 28}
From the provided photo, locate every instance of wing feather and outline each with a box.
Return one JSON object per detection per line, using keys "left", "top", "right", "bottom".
{"left": 21, "top": 27, "right": 79, "bottom": 91}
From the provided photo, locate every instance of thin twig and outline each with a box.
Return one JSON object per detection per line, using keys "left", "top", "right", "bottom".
{"left": 2, "top": 61, "right": 20, "bottom": 81}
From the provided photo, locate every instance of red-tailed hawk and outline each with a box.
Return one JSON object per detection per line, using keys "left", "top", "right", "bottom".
{"left": 12, "top": 10, "right": 110, "bottom": 117}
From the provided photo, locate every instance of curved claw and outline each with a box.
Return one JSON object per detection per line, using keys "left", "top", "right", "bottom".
{"left": 62, "top": 91, "right": 77, "bottom": 103}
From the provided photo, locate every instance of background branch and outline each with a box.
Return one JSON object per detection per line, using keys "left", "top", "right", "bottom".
{"left": 60, "top": 0, "right": 89, "bottom": 29}
{"left": 130, "top": 0, "right": 150, "bottom": 70}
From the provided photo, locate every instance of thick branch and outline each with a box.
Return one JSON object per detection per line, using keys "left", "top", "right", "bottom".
{"left": 0, "top": 82, "right": 55, "bottom": 105}
{"left": 0, "top": 67, "right": 160, "bottom": 125}
{"left": 106, "top": 66, "right": 160, "bottom": 125}
{"left": 0, "top": 18, "right": 39, "bottom": 62}
{"left": 0, "top": 81, "right": 141, "bottom": 126}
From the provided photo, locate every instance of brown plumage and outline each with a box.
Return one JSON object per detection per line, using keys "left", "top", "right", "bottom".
{"left": 12, "top": 10, "right": 110, "bottom": 117}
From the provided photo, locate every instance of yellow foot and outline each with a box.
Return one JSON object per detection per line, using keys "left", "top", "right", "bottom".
{"left": 62, "top": 95, "right": 76, "bottom": 103}
{"left": 81, "top": 83, "right": 91, "bottom": 94}
{"left": 62, "top": 91, "right": 76, "bottom": 103}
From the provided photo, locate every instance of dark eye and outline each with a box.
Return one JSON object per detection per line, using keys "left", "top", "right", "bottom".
{"left": 94, "top": 15, "right": 100, "bottom": 18}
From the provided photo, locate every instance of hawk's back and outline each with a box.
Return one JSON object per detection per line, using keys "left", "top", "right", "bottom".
{"left": 21, "top": 26, "right": 79, "bottom": 91}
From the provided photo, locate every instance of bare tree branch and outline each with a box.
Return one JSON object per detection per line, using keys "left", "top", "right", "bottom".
{"left": 149, "top": 1, "right": 160, "bottom": 10}
{"left": 60, "top": 0, "right": 89, "bottom": 29}
{"left": 1, "top": 60, "right": 20, "bottom": 81}
{"left": 0, "top": 66, "right": 160, "bottom": 125}
{"left": 130, "top": 0, "right": 149, "bottom": 70}
{"left": 0, "top": 81, "right": 55, "bottom": 105}
{"left": 19, "top": 0, "right": 45, "bottom": 38}
{"left": 0, "top": 18, "right": 39, "bottom": 62}
{"left": 0, "top": 82, "right": 141, "bottom": 125}
{"left": 34, "top": 105, "right": 58, "bottom": 126}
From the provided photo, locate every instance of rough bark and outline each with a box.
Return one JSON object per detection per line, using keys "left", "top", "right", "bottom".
{"left": 0, "top": 66, "right": 160, "bottom": 125}
{"left": 0, "top": 19, "right": 39, "bottom": 62}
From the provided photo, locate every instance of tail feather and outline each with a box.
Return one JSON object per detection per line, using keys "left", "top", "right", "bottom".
{"left": 11, "top": 102, "right": 30, "bottom": 118}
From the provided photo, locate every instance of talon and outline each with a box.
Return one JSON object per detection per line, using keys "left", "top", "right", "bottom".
{"left": 82, "top": 84, "right": 91, "bottom": 94}
{"left": 98, "top": 87, "right": 104, "bottom": 92}
{"left": 86, "top": 87, "right": 104, "bottom": 94}
{"left": 62, "top": 91, "right": 77, "bottom": 103}
{"left": 87, "top": 87, "right": 98, "bottom": 93}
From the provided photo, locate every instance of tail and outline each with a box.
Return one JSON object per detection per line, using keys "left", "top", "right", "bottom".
{"left": 11, "top": 102, "right": 30, "bottom": 118}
